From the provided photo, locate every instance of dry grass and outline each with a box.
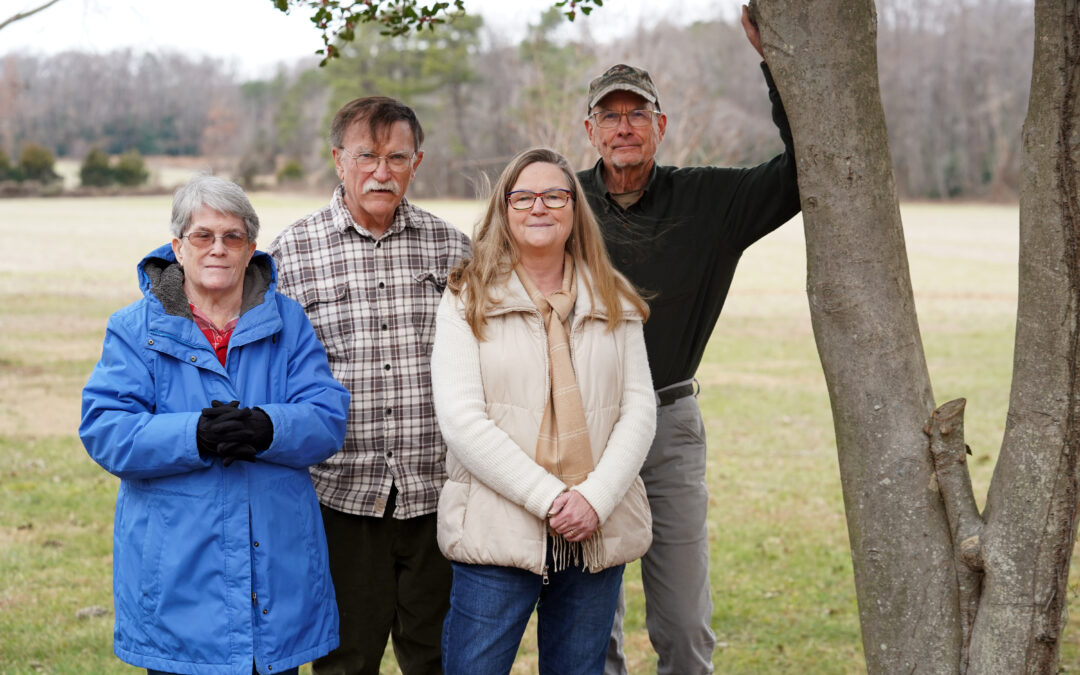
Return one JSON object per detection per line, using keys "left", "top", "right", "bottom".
{"left": 4, "top": 195, "right": 1078, "bottom": 673}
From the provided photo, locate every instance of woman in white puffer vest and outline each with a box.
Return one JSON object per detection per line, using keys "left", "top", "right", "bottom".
{"left": 430, "top": 147, "right": 657, "bottom": 675}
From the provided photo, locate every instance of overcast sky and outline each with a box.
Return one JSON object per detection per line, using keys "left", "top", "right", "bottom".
{"left": 2, "top": 0, "right": 744, "bottom": 77}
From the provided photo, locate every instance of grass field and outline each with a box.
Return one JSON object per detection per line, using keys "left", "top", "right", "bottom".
{"left": 0, "top": 194, "right": 1074, "bottom": 673}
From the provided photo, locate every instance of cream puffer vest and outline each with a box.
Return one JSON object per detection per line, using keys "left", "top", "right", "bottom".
{"left": 436, "top": 268, "right": 653, "bottom": 575}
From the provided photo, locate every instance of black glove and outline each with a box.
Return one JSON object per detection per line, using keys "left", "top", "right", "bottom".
{"left": 245, "top": 408, "right": 274, "bottom": 451}
{"left": 217, "top": 441, "right": 258, "bottom": 467}
{"left": 207, "top": 407, "right": 274, "bottom": 451}
{"left": 196, "top": 400, "right": 249, "bottom": 457}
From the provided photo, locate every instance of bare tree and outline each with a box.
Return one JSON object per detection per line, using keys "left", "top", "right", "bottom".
{"left": 757, "top": 0, "right": 1080, "bottom": 671}
{"left": 0, "top": 0, "right": 63, "bottom": 32}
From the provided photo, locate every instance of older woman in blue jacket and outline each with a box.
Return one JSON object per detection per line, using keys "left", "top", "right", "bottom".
{"left": 80, "top": 175, "right": 350, "bottom": 675}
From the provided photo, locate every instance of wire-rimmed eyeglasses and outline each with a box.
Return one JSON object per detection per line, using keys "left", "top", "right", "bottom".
{"left": 338, "top": 147, "right": 415, "bottom": 172}
{"left": 588, "top": 109, "right": 660, "bottom": 128}
{"left": 182, "top": 231, "right": 250, "bottom": 250}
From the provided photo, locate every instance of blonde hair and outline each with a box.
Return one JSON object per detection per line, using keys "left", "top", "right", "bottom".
{"left": 448, "top": 147, "right": 648, "bottom": 339}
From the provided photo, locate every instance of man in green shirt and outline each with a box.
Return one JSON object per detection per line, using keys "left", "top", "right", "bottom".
{"left": 577, "top": 9, "right": 801, "bottom": 674}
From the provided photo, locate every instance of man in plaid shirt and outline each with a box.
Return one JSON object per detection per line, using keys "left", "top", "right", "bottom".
{"left": 269, "top": 96, "right": 471, "bottom": 675}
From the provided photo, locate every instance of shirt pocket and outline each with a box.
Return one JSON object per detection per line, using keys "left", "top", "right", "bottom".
{"left": 297, "top": 281, "right": 356, "bottom": 363}
{"left": 410, "top": 270, "right": 448, "bottom": 356}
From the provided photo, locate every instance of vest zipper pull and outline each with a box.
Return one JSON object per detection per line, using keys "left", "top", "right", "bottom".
{"left": 542, "top": 564, "right": 550, "bottom": 586}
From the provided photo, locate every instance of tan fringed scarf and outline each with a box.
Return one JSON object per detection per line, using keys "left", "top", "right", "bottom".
{"left": 516, "top": 255, "right": 606, "bottom": 572}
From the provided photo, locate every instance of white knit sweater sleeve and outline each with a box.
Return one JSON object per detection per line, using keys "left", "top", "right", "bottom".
{"left": 431, "top": 292, "right": 568, "bottom": 520}
{"left": 571, "top": 319, "right": 657, "bottom": 524}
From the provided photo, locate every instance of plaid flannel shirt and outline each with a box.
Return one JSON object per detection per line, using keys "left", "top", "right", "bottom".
{"left": 268, "top": 186, "right": 471, "bottom": 518}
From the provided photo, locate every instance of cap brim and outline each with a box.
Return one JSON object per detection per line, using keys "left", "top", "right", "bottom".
{"left": 588, "top": 84, "right": 658, "bottom": 110}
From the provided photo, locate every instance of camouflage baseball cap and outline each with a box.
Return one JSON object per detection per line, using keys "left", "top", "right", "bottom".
{"left": 587, "top": 64, "right": 661, "bottom": 112}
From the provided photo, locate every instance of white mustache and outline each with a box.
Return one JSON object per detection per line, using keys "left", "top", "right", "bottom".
{"left": 362, "top": 179, "right": 401, "bottom": 195}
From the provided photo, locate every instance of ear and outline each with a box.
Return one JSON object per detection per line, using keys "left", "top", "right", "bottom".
{"left": 411, "top": 150, "right": 424, "bottom": 175}
{"left": 585, "top": 117, "right": 597, "bottom": 146}
{"left": 656, "top": 112, "right": 668, "bottom": 143}
{"left": 332, "top": 147, "right": 345, "bottom": 180}
{"left": 244, "top": 241, "right": 257, "bottom": 266}
{"left": 171, "top": 238, "right": 183, "bottom": 264}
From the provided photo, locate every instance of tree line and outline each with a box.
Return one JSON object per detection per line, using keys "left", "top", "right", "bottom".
{"left": 0, "top": 0, "right": 1032, "bottom": 199}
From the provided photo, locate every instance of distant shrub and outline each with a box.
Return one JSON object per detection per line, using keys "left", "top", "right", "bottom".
{"left": 277, "top": 160, "right": 305, "bottom": 184}
{"left": 0, "top": 147, "right": 11, "bottom": 179}
{"left": 18, "top": 143, "right": 60, "bottom": 183}
{"left": 236, "top": 154, "right": 261, "bottom": 190}
{"left": 113, "top": 149, "right": 149, "bottom": 187}
{"left": 80, "top": 148, "right": 114, "bottom": 187}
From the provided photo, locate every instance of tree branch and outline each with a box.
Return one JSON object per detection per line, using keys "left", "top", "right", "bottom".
{"left": 925, "top": 397, "right": 984, "bottom": 672}
{"left": 271, "top": 0, "right": 605, "bottom": 64}
{"left": 0, "top": 0, "right": 64, "bottom": 32}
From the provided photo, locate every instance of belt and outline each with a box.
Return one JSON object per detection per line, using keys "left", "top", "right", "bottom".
{"left": 656, "top": 380, "right": 697, "bottom": 407}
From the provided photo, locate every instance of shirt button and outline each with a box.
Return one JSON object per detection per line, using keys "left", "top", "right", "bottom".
{"left": 378, "top": 282, "right": 385, "bottom": 289}
{"left": 253, "top": 541, "right": 259, "bottom": 547}
{"left": 147, "top": 339, "right": 155, "bottom": 345}
{"left": 190, "top": 356, "right": 197, "bottom": 362}
{"left": 385, "top": 408, "right": 392, "bottom": 416}
{"left": 386, "top": 451, "right": 393, "bottom": 458}
{"left": 381, "top": 323, "right": 388, "bottom": 331}
{"left": 262, "top": 608, "right": 268, "bottom": 615}
{"left": 384, "top": 364, "right": 391, "bottom": 371}
{"left": 376, "top": 241, "right": 382, "bottom": 248}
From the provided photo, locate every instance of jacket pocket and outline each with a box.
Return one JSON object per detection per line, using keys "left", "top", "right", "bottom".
{"left": 601, "top": 476, "right": 653, "bottom": 567}
{"left": 136, "top": 495, "right": 167, "bottom": 618}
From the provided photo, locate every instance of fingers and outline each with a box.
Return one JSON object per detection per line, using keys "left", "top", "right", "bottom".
{"left": 548, "top": 491, "right": 570, "bottom": 517}
{"left": 201, "top": 404, "right": 251, "bottom": 423}
{"left": 208, "top": 419, "right": 257, "bottom": 442}
{"left": 548, "top": 491, "right": 600, "bottom": 541}
{"left": 219, "top": 442, "right": 257, "bottom": 467}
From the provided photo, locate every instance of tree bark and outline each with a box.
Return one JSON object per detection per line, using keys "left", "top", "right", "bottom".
{"left": 754, "top": 0, "right": 961, "bottom": 671}
{"left": 758, "top": 0, "right": 1080, "bottom": 672}
{"left": 967, "top": 2, "right": 1080, "bottom": 672}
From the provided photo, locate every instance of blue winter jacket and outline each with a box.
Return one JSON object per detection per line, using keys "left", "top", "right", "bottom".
{"left": 80, "top": 244, "right": 350, "bottom": 675}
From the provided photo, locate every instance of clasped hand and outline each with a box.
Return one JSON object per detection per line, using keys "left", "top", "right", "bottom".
{"left": 196, "top": 400, "right": 274, "bottom": 466}
{"left": 548, "top": 490, "right": 599, "bottom": 543}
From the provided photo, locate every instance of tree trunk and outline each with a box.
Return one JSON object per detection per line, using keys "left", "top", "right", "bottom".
{"left": 967, "top": 2, "right": 1080, "bottom": 672}
{"left": 755, "top": 0, "right": 1080, "bottom": 671}
{"left": 753, "top": 1, "right": 960, "bottom": 670}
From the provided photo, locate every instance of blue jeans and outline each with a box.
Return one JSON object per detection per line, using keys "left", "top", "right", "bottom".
{"left": 442, "top": 551, "right": 624, "bottom": 675}
{"left": 148, "top": 668, "right": 297, "bottom": 675}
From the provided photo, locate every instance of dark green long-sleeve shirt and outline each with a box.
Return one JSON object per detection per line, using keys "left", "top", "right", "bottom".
{"left": 577, "top": 64, "right": 801, "bottom": 390}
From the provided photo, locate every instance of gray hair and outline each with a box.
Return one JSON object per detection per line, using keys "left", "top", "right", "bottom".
{"left": 170, "top": 174, "right": 260, "bottom": 241}
{"left": 330, "top": 96, "right": 424, "bottom": 151}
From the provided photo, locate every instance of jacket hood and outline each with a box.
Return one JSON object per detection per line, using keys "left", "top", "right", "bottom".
{"left": 137, "top": 243, "right": 277, "bottom": 319}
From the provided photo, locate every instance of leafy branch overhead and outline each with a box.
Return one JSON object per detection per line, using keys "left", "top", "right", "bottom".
{"left": 270, "top": 0, "right": 605, "bottom": 64}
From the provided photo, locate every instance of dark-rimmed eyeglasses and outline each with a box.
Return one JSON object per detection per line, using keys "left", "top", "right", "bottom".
{"left": 338, "top": 147, "right": 415, "bottom": 172}
{"left": 506, "top": 189, "right": 574, "bottom": 211}
{"left": 588, "top": 109, "right": 660, "bottom": 128}
{"left": 182, "top": 231, "right": 250, "bottom": 250}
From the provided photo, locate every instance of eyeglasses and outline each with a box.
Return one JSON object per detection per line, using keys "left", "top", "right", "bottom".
{"left": 506, "top": 189, "right": 574, "bottom": 211}
{"left": 338, "top": 147, "right": 415, "bottom": 172}
{"left": 589, "top": 109, "right": 660, "bottom": 128}
{"left": 182, "top": 231, "right": 250, "bottom": 250}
